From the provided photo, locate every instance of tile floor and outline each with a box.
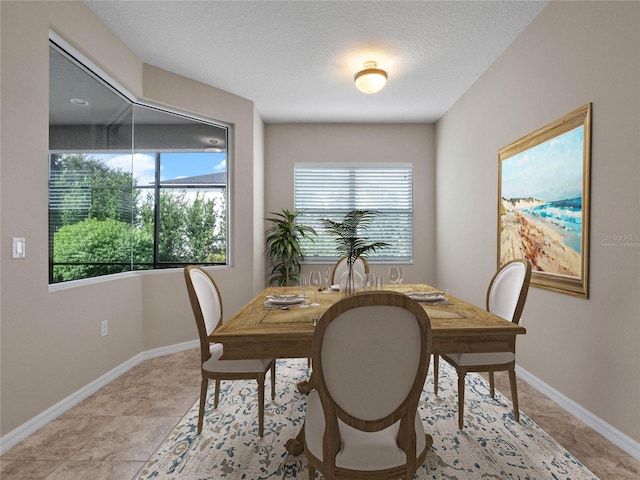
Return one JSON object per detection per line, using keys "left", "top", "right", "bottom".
{"left": 1, "top": 348, "right": 638, "bottom": 479}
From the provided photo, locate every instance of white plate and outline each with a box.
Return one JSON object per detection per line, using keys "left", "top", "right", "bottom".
{"left": 327, "top": 284, "right": 340, "bottom": 291}
{"left": 408, "top": 292, "right": 446, "bottom": 302}
{"left": 266, "top": 295, "right": 306, "bottom": 305}
{"left": 270, "top": 294, "right": 299, "bottom": 300}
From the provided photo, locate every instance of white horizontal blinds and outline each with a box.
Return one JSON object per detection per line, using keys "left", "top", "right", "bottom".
{"left": 294, "top": 163, "right": 413, "bottom": 262}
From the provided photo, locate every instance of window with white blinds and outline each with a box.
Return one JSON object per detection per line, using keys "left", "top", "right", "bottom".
{"left": 294, "top": 163, "right": 413, "bottom": 262}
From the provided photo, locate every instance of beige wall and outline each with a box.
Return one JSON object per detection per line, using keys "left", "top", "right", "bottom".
{"left": 139, "top": 64, "right": 263, "bottom": 349}
{"left": 436, "top": 1, "right": 640, "bottom": 443}
{"left": 264, "top": 123, "right": 436, "bottom": 284}
{"left": 0, "top": 1, "right": 263, "bottom": 436}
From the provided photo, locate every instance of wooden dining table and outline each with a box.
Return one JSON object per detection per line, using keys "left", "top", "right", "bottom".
{"left": 210, "top": 283, "right": 526, "bottom": 455}
{"left": 211, "top": 283, "right": 525, "bottom": 360}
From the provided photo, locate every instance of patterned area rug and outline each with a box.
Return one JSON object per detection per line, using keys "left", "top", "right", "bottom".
{"left": 136, "top": 358, "right": 598, "bottom": 479}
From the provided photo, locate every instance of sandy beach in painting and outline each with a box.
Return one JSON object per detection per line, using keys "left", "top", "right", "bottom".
{"left": 500, "top": 199, "right": 581, "bottom": 277}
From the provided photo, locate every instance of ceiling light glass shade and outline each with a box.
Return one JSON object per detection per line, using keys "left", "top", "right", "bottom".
{"left": 354, "top": 61, "right": 388, "bottom": 94}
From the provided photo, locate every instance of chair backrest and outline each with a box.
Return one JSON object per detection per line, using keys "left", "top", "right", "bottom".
{"left": 330, "top": 256, "right": 369, "bottom": 284}
{"left": 486, "top": 259, "right": 532, "bottom": 324}
{"left": 312, "top": 291, "right": 431, "bottom": 467}
{"left": 184, "top": 266, "right": 224, "bottom": 363}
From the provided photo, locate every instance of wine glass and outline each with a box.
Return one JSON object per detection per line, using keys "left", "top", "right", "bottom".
{"left": 364, "top": 272, "right": 376, "bottom": 291}
{"left": 397, "top": 267, "right": 404, "bottom": 287}
{"left": 323, "top": 266, "right": 331, "bottom": 291}
{"left": 310, "top": 271, "right": 322, "bottom": 306}
{"left": 300, "top": 272, "right": 308, "bottom": 299}
{"left": 389, "top": 266, "right": 400, "bottom": 289}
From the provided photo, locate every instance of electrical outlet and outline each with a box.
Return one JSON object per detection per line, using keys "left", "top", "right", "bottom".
{"left": 101, "top": 320, "right": 108, "bottom": 337}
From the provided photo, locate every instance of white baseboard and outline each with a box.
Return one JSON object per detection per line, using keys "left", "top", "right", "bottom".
{"left": 516, "top": 365, "right": 640, "bottom": 462}
{"left": 0, "top": 340, "right": 198, "bottom": 455}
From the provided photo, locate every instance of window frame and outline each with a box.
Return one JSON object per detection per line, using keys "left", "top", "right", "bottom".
{"left": 48, "top": 38, "right": 231, "bottom": 285}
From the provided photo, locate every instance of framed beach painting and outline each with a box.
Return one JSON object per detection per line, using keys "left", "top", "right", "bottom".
{"left": 498, "top": 104, "right": 591, "bottom": 297}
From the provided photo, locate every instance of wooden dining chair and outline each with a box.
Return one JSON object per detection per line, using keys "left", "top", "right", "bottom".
{"left": 184, "top": 266, "right": 276, "bottom": 437}
{"left": 330, "top": 255, "right": 369, "bottom": 284}
{"left": 304, "top": 291, "right": 432, "bottom": 479}
{"left": 433, "top": 259, "right": 532, "bottom": 430}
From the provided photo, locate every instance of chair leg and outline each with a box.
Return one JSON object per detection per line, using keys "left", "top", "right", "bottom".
{"left": 308, "top": 465, "right": 315, "bottom": 479}
{"left": 271, "top": 361, "right": 276, "bottom": 401}
{"left": 433, "top": 354, "right": 439, "bottom": 394}
{"left": 214, "top": 379, "right": 221, "bottom": 409}
{"left": 508, "top": 368, "right": 520, "bottom": 422}
{"left": 489, "top": 371, "right": 495, "bottom": 398}
{"left": 457, "top": 369, "right": 466, "bottom": 430}
{"left": 258, "top": 376, "right": 265, "bottom": 437}
{"left": 197, "top": 377, "right": 208, "bottom": 434}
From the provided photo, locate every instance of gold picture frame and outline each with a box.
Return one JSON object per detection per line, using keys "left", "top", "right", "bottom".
{"left": 498, "top": 104, "right": 592, "bottom": 297}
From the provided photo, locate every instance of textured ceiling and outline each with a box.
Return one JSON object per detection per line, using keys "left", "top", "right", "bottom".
{"left": 85, "top": 0, "right": 548, "bottom": 123}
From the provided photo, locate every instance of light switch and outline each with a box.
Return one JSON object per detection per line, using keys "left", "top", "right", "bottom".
{"left": 12, "top": 237, "right": 25, "bottom": 259}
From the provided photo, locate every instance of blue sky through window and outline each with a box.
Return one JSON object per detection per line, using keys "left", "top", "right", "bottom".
{"left": 93, "top": 152, "right": 227, "bottom": 186}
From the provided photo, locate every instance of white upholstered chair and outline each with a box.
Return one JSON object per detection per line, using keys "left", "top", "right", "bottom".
{"left": 184, "top": 266, "right": 276, "bottom": 436}
{"left": 330, "top": 255, "right": 369, "bottom": 285}
{"left": 433, "top": 259, "right": 532, "bottom": 430}
{"left": 304, "top": 291, "right": 432, "bottom": 479}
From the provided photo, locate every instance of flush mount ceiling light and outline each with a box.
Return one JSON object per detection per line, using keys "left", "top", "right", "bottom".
{"left": 354, "top": 61, "right": 388, "bottom": 94}
{"left": 205, "top": 138, "right": 223, "bottom": 152}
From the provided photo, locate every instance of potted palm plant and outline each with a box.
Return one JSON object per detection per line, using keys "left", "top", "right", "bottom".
{"left": 321, "top": 210, "right": 388, "bottom": 294}
{"left": 265, "top": 209, "right": 317, "bottom": 286}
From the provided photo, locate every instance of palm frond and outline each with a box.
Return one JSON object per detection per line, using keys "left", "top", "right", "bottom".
{"left": 264, "top": 209, "right": 317, "bottom": 286}
{"left": 320, "top": 210, "right": 389, "bottom": 266}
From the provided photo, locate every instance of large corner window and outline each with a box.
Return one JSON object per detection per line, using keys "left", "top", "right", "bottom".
{"left": 294, "top": 163, "right": 413, "bottom": 262}
{"left": 49, "top": 42, "right": 229, "bottom": 284}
